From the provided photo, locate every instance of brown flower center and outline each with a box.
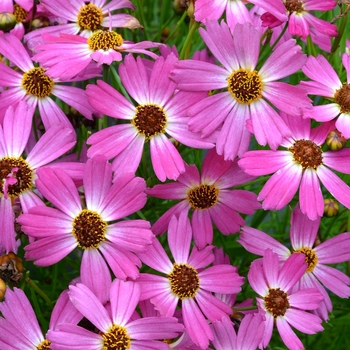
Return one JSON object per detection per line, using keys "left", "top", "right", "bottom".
{"left": 187, "top": 184, "right": 219, "bottom": 210}
{"left": 132, "top": 104, "right": 167, "bottom": 140}
{"left": 168, "top": 263, "right": 200, "bottom": 300}
{"left": 334, "top": 84, "right": 350, "bottom": 114}
{"left": 21, "top": 67, "right": 54, "bottom": 98}
{"left": 77, "top": 3, "right": 103, "bottom": 31}
{"left": 289, "top": 139, "right": 323, "bottom": 169}
{"left": 0, "top": 157, "right": 33, "bottom": 197}
{"left": 294, "top": 248, "right": 318, "bottom": 273}
{"left": 72, "top": 209, "right": 107, "bottom": 249}
{"left": 264, "top": 288, "right": 290, "bottom": 318}
{"left": 88, "top": 30, "right": 123, "bottom": 51}
{"left": 101, "top": 324, "right": 131, "bottom": 350}
{"left": 284, "top": 0, "right": 304, "bottom": 13}
{"left": 227, "top": 68, "right": 263, "bottom": 104}
{"left": 13, "top": 4, "right": 28, "bottom": 23}
{"left": 37, "top": 339, "right": 51, "bottom": 350}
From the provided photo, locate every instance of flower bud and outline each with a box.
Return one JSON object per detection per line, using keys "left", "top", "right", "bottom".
{"left": 0, "top": 252, "right": 24, "bottom": 286}
{"left": 326, "top": 130, "right": 347, "bottom": 151}
{"left": 0, "top": 12, "right": 17, "bottom": 32}
{"left": 324, "top": 198, "right": 339, "bottom": 217}
{"left": 0, "top": 278, "right": 6, "bottom": 300}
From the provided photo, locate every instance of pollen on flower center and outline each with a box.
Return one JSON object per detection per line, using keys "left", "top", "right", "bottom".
{"left": 101, "top": 324, "right": 131, "bottom": 350}
{"left": 284, "top": 0, "right": 304, "bottom": 13}
{"left": 88, "top": 30, "right": 123, "bottom": 51}
{"left": 14, "top": 4, "right": 28, "bottom": 23}
{"left": 264, "top": 288, "right": 290, "bottom": 317}
{"left": 294, "top": 248, "right": 318, "bottom": 272}
{"left": 77, "top": 3, "right": 103, "bottom": 31}
{"left": 36, "top": 339, "right": 52, "bottom": 350}
{"left": 289, "top": 139, "right": 323, "bottom": 169}
{"left": 72, "top": 209, "right": 107, "bottom": 249}
{"left": 131, "top": 104, "right": 167, "bottom": 140}
{"left": 168, "top": 263, "right": 200, "bottom": 300}
{"left": 0, "top": 157, "right": 33, "bottom": 197}
{"left": 334, "top": 84, "right": 350, "bottom": 113}
{"left": 21, "top": 67, "right": 54, "bottom": 98}
{"left": 187, "top": 184, "right": 219, "bottom": 210}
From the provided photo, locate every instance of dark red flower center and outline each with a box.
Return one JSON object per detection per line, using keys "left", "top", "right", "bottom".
{"left": 285, "top": 0, "right": 304, "bottom": 13}
{"left": 293, "top": 249, "right": 318, "bottom": 272}
{"left": 187, "top": 184, "right": 219, "bottom": 210}
{"left": 101, "top": 324, "right": 131, "bottom": 350}
{"left": 289, "top": 139, "right": 323, "bottom": 169}
{"left": 88, "top": 30, "right": 123, "bottom": 51}
{"left": 264, "top": 288, "right": 290, "bottom": 317}
{"left": 77, "top": 3, "right": 103, "bottom": 31}
{"left": 334, "top": 84, "right": 350, "bottom": 114}
{"left": 21, "top": 67, "right": 54, "bottom": 98}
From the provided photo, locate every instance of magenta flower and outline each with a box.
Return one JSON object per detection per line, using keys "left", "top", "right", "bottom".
{"left": 137, "top": 212, "right": 244, "bottom": 349}
{"left": 170, "top": 20, "right": 311, "bottom": 160}
{"left": 238, "top": 113, "right": 350, "bottom": 220}
{"left": 0, "top": 33, "right": 95, "bottom": 130}
{"left": 86, "top": 53, "right": 213, "bottom": 182}
{"left": 147, "top": 148, "right": 260, "bottom": 248}
{"left": 239, "top": 204, "right": 350, "bottom": 320}
{"left": 47, "top": 279, "right": 184, "bottom": 350}
{"left": 248, "top": 249, "right": 324, "bottom": 349}
{"left": 0, "top": 102, "right": 76, "bottom": 252}
{"left": 18, "top": 155, "right": 153, "bottom": 302}
{"left": 301, "top": 54, "right": 350, "bottom": 138}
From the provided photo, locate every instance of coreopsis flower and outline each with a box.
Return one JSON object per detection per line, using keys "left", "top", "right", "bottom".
{"left": 194, "top": 0, "right": 252, "bottom": 29}
{"left": 18, "top": 155, "right": 153, "bottom": 300}
{"left": 137, "top": 212, "right": 244, "bottom": 349}
{"left": 211, "top": 314, "right": 265, "bottom": 350}
{"left": 47, "top": 279, "right": 184, "bottom": 350}
{"left": 248, "top": 249, "right": 324, "bottom": 349}
{"left": 170, "top": 21, "right": 311, "bottom": 160}
{"left": 250, "top": 0, "right": 337, "bottom": 40}
{"left": 239, "top": 204, "right": 350, "bottom": 320}
{"left": 238, "top": 113, "right": 350, "bottom": 220}
{"left": 301, "top": 54, "right": 350, "bottom": 138}
{"left": 147, "top": 148, "right": 260, "bottom": 249}
{"left": 86, "top": 53, "right": 213, "bottom": 182}
{"left": 0, "top": 32, "right": 96, "bottom": 130}
{"left": 0, "top": 102, "right": 76, "bottom": 252}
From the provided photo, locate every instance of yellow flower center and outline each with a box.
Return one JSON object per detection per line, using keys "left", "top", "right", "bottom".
{"left": 21, "top": 67, "right": 54, "bottom": 98}
{"left": 77, "top": 3, "right": 103, "bottom": 31}
{"left": 88, "top": 30, "right": 123, "bottom": 51}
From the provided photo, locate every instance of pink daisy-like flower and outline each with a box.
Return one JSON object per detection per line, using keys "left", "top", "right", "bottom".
{"left": 147, "top": 148, "right": 260, "bottom": 249}
{"left": 194, "top": 0, "right": 252, "bottom": 29}
{"left": 170, "top": 20, "right": 311, "bottom": 160}
{"left": 137, "top": 212, "right": 244, "bottom": 349}
{"left": 0, "top": 32, "right": 96, "bottom": 130}
{"left": 18, "top": 155, "right": 153, "bottom": 302}
{"left": 250, "top": 0, "right": 337, "bottom": 40}
{"left": 301, "top": 54, "right": 350, "bottom": 138}
{"left": 86, "top": 53, "right": 213, "bottom": 182}
{"left": 0, "top": 102, "right": 76, "bottom": 252}
{"left": 238, "top": 113, "right": 350, "bottom": 220}
{"left": 47, "top": 279, "right": 184, "bottom": 350}
{"left": 239, "top": 204, "right": 350, "bottom": 321}
{"left": 248, "top": 249, "right": 324, "bottom": 349}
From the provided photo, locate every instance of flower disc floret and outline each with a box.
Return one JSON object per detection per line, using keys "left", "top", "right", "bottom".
{"left": 88, "top": 30, "right": 123, "bottom": 51}
{"left": 227, "top": 68, "right": 263, "bottom": 105}
{"left": 37, "top": 339, "right": 52, "bottom": 350}
{"left": 264, "top": 288, "right": 290, "bottom": 318}
{"left": 289, "top": 139, "right": 323, "bottom": 169}
{"left": 72, "top": 209, "right": 107, "bottom": 249}
{"left": 77, "top": 3, "right": 103, "bottom": 31}
{"left": 13, "top": 4, "right": 28, "bottom": 23}
{"left": 334, "top": 84, "right": 350, "bottom": 114}
{"left": 285, "top": 0, "right": 304, "bottom": 13}
{"left": 101, "top": 324, "right": 131, "bottom": 350}
{"left": 21, "top": 67, "right": 54, "bottom": 98}
{"left": 295, "top": 248, "right": 318, "bottom": 273}
{"left": 187, "top": 184, "right": 219, "bottom": 210}
{"left": 168, "top": 263, "right": 200, "bottom": 300}
{"left": 0, "top": 157, "right": 33, "bottom": 197}
{"left": 131, "top": 104, "right": 167, "bottom": 140}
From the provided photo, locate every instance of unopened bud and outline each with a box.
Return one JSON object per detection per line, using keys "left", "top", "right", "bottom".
{"left": 0, "top": 278, "right": 6, "bottom": 300}
{"left": 326, "top": 130, "right": 347, "bottom": 151}
{"left": 0, "top": 12, "right": 17, "bottom": 32}
{"left": 324, "top": 198, "right": 339, "bottom": 217}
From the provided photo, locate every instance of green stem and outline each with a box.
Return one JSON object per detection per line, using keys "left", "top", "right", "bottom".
{"left": 165, "top": 11, "right": 187, "bottom": 44}
{"left": 25, "top": 277, "right": 52, "bottom": 305}
{"left": 330, "top": 8, "right": 348, "bottom": 54}
{"left": 179, "top": 19, "right": 199, "bottom": 60}
{"left": 136, "top": 0, "right": 149, "bottom": 40}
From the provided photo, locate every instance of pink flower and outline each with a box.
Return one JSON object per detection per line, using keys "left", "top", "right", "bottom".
{"left": 301, "top": 54, "right": 350, "bottom": 138}
{"left": 147, "top": 148, "right": 260, "bottom": 249}
{"left": 137, "top": 212, "right": 244, "bottom": 349}
{"left": 47, "top": 279, "right": 184, "bottom": 350}
{"left": 170, "top": 21, "right": 311, "bottom": 160}
{"left": 0, "top": 102, "right": 76, "bottom": 252}
{"left": 0, "top": 32, "right": 96, "bottom": 130}
{"left": 18, "top": 155, "right": 153, "bottom": 302}
{"left": 86, "top": 53, "right": 213, "bottom": 182}
{"left": 238, "top": 113, "right": 350, "bottom": 220}
{"left": 239, "top": 204, "right": 350, "bottom": 321}
{"left": 248, "top": 249, "right": 324, "bottom": 349}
